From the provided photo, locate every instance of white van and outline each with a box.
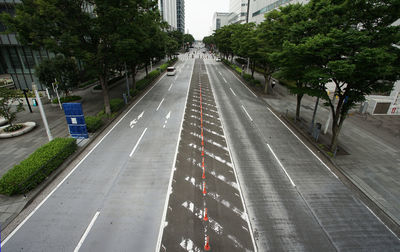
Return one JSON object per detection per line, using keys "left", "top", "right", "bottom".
{"left": 167, "top": 67, "right": 176, "bottom": 76}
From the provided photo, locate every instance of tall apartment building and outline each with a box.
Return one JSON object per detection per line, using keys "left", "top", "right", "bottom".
{"left": 176, "top": 0, "right": 185, "bottom": 33}
{"left": 212, "top": 12, "right": 231, "bottom": 31}
{"left": 228, "top": 0, "right": 248, "bottom": 25}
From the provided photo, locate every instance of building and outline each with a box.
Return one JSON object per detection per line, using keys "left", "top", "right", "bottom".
{"left": 249, "top": 0, "right": 308, "bottom": 24}
{"left": 228, "top": 0, "right": 248, "bottom": 24}
{"left": 158, "top": 0, "right": 177, "bottom": 30}
{"left": 212, "top": 12, "right": 231, "bottom": 31}
{"left": 0, "top": 0, "right": 50, "bottom": 90}
{"left": 176, "top": 0, "right": 185, "bottom": 33}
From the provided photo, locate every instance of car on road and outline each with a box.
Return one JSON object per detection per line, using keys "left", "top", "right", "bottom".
{"left": 167, "top": 67, "right": 176, "bottom": 76}
{"left": 215, "top": 58, "right": 221, "bottom": 62}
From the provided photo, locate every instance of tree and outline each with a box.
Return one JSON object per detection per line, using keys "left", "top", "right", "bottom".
{"left": 34, "top": 55, "right": 79, "bottom": 95}
{"left": 302, "top": 0, "right": 400, "bottom": 151}
{"left": 183, "top": 33, "right": 195, "bottom": 48}
{"left": 214, "top": 24, "right": 239, "bottom": 60}
{"left": 0, "top": 87, "right": 24, "bottom": 129}
{"left": 231, "top": 23, "right": 258, "bottom": 77}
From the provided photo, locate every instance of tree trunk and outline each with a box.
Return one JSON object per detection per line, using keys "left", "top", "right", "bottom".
{"left": 296, "top": 93, "right": 303, "bottom": 122}
{"left": 145, "top": 64, "right": 148, "bottom": 76}
{"left": 100, "top": 75, "right": 111, "bottom": 115}
{"left": 251, "top": 61, "right": 255, "bottom": 77}
{"left": 263, "top": 72, "right": 273, "bottom": 95}
{"left": 330, "top": 113, "right": 345, "bottom": 152}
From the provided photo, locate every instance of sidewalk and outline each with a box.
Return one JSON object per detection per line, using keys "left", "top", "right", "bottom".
{"left": 0, "top": 59, "right": 166, "bottom": 229}
{"left": 251, "top": 70, "right": 400, "bottom": 231}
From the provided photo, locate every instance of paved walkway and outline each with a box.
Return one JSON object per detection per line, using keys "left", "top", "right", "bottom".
{"left": 0, "top": 60, "right": 166, "bottom": 228}
{"left": 250, "top": 70, "right": 400, "bottom": 231}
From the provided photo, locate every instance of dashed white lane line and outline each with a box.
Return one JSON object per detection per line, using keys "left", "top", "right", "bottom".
{"left": 266, "top": 144, "right": 296, "bottom": 187}
{"left": 168, "top": 84, "right": 173, "bottom": 91}
{"left": 156, "top": 98, "right": 165, "bottom": 111}
{"left": 129, "top": 128, "right": 148, "bottom": 157}
{"left": 227, "top": 68, "right": 258, "bottom": 98}
{"left": 222, "top": 77, "right": 227, "bottom": 83}
{"left": 74, "top": 211, "right": 100, "bottom": 252}
{"left": 241, "top": 105, "right": 253, "bottom": 122}
{"left": 230, "top": 88, "right": 237, "bottom": 96}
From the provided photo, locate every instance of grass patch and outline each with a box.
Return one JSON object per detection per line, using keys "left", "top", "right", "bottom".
{"left": 0, "top": 138, "right": 77, "bottom": 195}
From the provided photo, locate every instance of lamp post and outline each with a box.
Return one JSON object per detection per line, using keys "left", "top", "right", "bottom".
{"left": 33, "top": 83, "right": 53, "bottom": 141}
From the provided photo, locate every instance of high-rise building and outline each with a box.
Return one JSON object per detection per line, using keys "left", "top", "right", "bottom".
{"left": 249, "top": 0, "right": 309, "bottom": 24}
{"left": 176, "top": 0, "right": 185, "bottom": 33}
{"left": 212, "top": 12, "right": 231, "bottom": 31}
{"left": 228, "top": 0, "right": 248, "bottom": 24}
{"left": 158, "top": 0, "right": 177, "bottom": 30}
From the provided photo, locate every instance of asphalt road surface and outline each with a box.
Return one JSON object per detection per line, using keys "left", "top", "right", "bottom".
{"left": 204, "top": 56, "right": 400, "bottom": 251}
{"left": 159, "top": 59, "right": 255, "bottom": 251}
{"left": 1, "top": 58, "right": 194, "bottom": 251}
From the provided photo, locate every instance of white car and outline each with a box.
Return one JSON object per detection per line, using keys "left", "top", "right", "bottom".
{"left": 215, "top": 58, "right": 221, "bottom": 62}
{"left": 167, "top": 66, "right": 176, "bottom": 76}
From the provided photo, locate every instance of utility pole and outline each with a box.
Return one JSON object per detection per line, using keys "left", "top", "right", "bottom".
{"left": 33, "top": 83, "right": 53, "bottom": 141}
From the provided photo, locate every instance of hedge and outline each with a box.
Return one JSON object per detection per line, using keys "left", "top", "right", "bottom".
{"left": 85, "top": 115, "right": 103, "bottom": 133}
{"left": 52, "top": 95, "right": 81, "bottom": 104}
{"left": 0, "top": 138, "right": 77, "bottom": 195}
{"left": 110, "top": 98, "right": 124, "bottom": 112}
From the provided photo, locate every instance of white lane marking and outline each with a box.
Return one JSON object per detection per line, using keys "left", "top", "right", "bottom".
{"left": 74, "top": 211, "right": 100, "bottom": 252}
{"left": 222, "top": 77, "right": 227, "bottom": 83}
{"left": 156, "top": 60, "right": 195, "bottom": 252}
{"left": 0, "top": 70, "right": 168, "bottom": 247}
{"left": 218, "top": 71, "right": 222, "bottom": 76}
{"left": 205, "top": 61, "right": 258, "bottom": 252}
{"left": 129, "top": 111, "right": 144, "bottom": 128}
{"left": 156, "top": 98, "right": 165, "bottom": 111}
{"left": 168, "top": 84, "right": 173, "bottom": 91}
{"left": 241, "top": 105, "right": 253, "bottom": 122}
{"left": 230, "top": 88, "right": 237, "bottom": 96}
{"left": 225, "top": 66, "right": 257, "bottom": 98}
{"left": 129, "top": 128, "right": 148, "bottom": 157}
{"left": 163, "top": 111, "right": 171, "bottom": 128}
{"left": 266, "top": 144, "right": 296, "bottom": 187}
{"left": 266, "top": 107, "right": 339, "bottom": 179}
{"left": 363, "top": 202, "right": 400, "bottom": 240}
{"left": 179, "top": 238, "right": 202, "bottom": 252}
{"left": 175, "top": 75, "right": 178, "bottom": 80}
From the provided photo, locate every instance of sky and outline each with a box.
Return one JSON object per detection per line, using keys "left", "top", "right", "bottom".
{"left": 185, "top": 0, "right": 229, "bottom": 40}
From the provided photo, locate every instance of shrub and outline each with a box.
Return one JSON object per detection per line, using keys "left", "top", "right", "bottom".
{"left": 52, "top": 95, "right": 81, "bottom": 104}
{"left": 85, "top": 116, "right": 103, "bottom": 133}
{"left": 110, "top": 98, "right": 124, "bottom": 112}
{"left": 3, "top": 124, "right": 23, "bottom": 132}
{"left": 0, "top": 138, "right": 77, "bottom": 195}
{"left": 79, "top": 79, "right": 97, "bottom": 88}
{"left": 129, "top": 88, "right": 139, "bottom": 97}
{"left": 160, "top": 63, "right": 168, "bottom": 72}
{"left": 93, "top": 84, "right": 102, "bottom": 90}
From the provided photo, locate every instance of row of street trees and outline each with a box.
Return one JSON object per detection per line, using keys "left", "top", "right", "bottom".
{"left": 203, "top": 0, "right": 400, "bottom": 152}
{"left": 1, "top": 0, "right": 194, "bottom": 115}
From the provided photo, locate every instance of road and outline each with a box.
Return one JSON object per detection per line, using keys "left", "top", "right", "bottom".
{"left": 1, "top": 58, "right": 194, "bottom": 251}
{"left": 203, "top": 56, "right": 400, "bottom": 251}
{"left": 2, "top": 46, "right": 400, "bottom": 251}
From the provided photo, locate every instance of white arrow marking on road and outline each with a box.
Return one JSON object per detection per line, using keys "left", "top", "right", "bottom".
{"left": 129, "top": 128, "right": 147, "bottom": 157}
{"left": 130, "top": 111, "right": 144, "bottom": 128}
{"left": 156, "top": 98, "right": 165, "bottom": 111}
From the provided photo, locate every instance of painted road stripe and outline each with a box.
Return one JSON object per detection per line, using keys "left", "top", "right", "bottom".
{"left": 241, "top": 105, "right": 253, "bottom": 122}
{"left": 156, "top": 98, "right": 165, "bottom": 111}
{"left": 155, "top": 60, "right": 195, "bottom": 252}
{"left": 74, "top": 211, "right": 100, "bottom": 252}
{"left": 168, "top": 84, "right": 173, "bottom": 91}
{"left": 223, "top": 65, "right": 257, "bottom": 98}
{"left": 230, "top": 88, "right": 237, "bottom": 96}
{"left": 129, "top": 128, "right": 147, "bottom": 157}
{"left": 205, "top": 62, "right": 258, "bottom": 252}
{"left": 266, "top": 144, "right": 296, "bottom": 187}
{"left": 0, "top": 69, "right": 169, "bottom": 247}
{"left": 222, "top": 77, "right": 227, "bottom": 83}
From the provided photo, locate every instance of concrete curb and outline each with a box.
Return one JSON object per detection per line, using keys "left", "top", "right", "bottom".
{"left": 0, "top": 60, "right": 176, "bottom": 231}
{"left": 0, "top": 122, "right": 36, "bottom": 139}
{"left": 222, "top": 60, "right": 400, "bottom": 237}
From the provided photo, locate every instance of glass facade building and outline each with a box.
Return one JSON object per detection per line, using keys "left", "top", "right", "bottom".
{"left": 177, "top": 0, "right": 185, "bottom": 33}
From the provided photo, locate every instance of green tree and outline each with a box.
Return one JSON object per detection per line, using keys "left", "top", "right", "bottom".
{"left": 231, "top": 23, "right": 258, "bottom": 77}
{"left": 183, "top": 33, "right": 195, "bottom": 48}
{"left": 302, "top": 0, "right": 400, "bottom": 151}
{"left": 0, "top": 87, "right": 24, "bottom": 129}
{"left": 34, "top": 55, "right": 79, "bottom": 95}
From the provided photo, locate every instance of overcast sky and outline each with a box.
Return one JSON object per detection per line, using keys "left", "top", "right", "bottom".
{"left": 185, "top": 0, "right": 229, "bottom": 40}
